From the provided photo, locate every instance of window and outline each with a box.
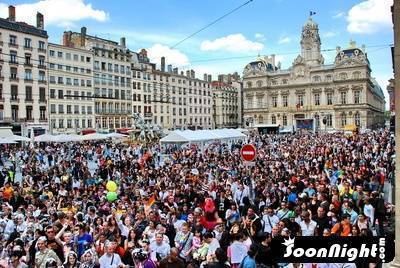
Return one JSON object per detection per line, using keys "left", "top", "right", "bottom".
{"left": 49, "top": 50, "right": 55, "bottom": 57}
{"left": 66, "top": 53, "right": 71, "bottom": 60}
{"left": 50, "top": 104, "right": 56, "bottom": 114}
{"left": 59, "top": 119, "right": 64, "bottom": 128}
{"left": 58, "top": 77, "right": 64, "bottom": 84}
{"left": 313, "top": 76, "right": 321, "bottom": 83}
{"left": 282, "top": 79, "right": 288, "bottom": 85}
{"left": 325, "top": 75, "right": 332, "bottom": 82}
{"left": 283, "top": 115, "right": 287, "bottom": 126}
{"left": 39, "top": 88, "right": 45, "bottom": 102}
{"left": 247, "top": 82, "right": 252, "bottom": 88}
{"left": 26, "top": 106, "right": 33, "bottom": 120}
{"left": 326, "top": 114, "right": 332, "bottom": 127}
{"left": 327, "top": 92, "right": 333, "bottom": 105}
{"left": 57, "top": 51, "right": 63, "bottom": 58}
{"left": 282, "top": 95, "right": 288, "bottom": 107}
{"left": 340, "top": 91, "right": 347, "bottom": 104}
{"left": 24, "top": 38, "right": 31, "bottom": 48}
{"left": 49, "top": 63, "right": 55, "bottom": 69}
{"left": 39, "top": 56, "right": 45, "bottom": 67}
{"left": 67, "top": 119, "right": 72, "bottom": 128}
{"left": 58, "top": 104, "right": 64, "bottom": 114}
{"left": 73, "top": 54, "right": 78, "bottom": 61}
{"left": 10, "top": 67, "right": 17, "bottom": 80}
{"left": 339, "top": 73, "right": 347, "bottom": 80}
{"left": 341, "top": 113, "right": 347, "bottom": 127}
{"left": 352, "top": 71, "right": 361, "bottom": 79}
{"left": 67, "top": 105, "right": 72, "bottom": 114}
{"left": 257, "top": 80, "right": 263, "bottom": 87}
{"left": 25, "top": 86, "right": 32, "bottom": 101}
{"left": 271, "top": 115, "right": 276, "bottom": 124}
{"left": 58, "top": 90, "right": 64, "bottom": 99}
{"left": 50, "top": 76, "right": 56, "bottom": 84}
{"left": 297, "top": 95, "right": 304, "bottom": 106}
{"left": 24, "top": 70, "right": 32, "bottom": 80}
{"left": 10, "top": 51, "right": 17, "bottom": 63}
{"left": 74, "top": 105, "right": 79, "bottom": 114}
{"left": 315, "top": 114, "right": 320, "bottom": 128}
{"left": 50, "top": 89, "right": 55, "bottom": 98}
{"left": 39, "top": 71, "right": 45, "bottom": 82}
{"left": 66, "top": 78, "right": 72, "bottom": 85}
{"left": 355, "top": 112, "right": 361, "bottom": 127}
{"left": 39, "top": 107, "right": 46, "bottom": 120}
{"left": 9, "top": 35, "right": 17, "bottom": 45}
{"left": 354, "top": 90, "right": 360, "bottom": 104}
{"left": 87, "top": 106, "right": 92, "bottom": 114}
{"left": 38, "top": 41, "right": 45, "bottom": 50}
{"left": 11, "top": 85, "right": 18, "bottom": 100}
{"left": 314, "top": 93, "right": 320, "bottom": 105}
{"left": 272, "top": 96, "right": 277, "bottom": 107}
{"left": 11, "top": 105, "right": 18, "bottom": 121}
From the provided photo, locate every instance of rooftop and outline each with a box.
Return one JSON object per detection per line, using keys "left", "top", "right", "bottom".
{"left": 0, "top": 17, "right": 48, "bottom": 38}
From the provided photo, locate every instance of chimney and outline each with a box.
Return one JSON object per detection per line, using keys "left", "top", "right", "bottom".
{"left": 190, "top": 70, "right": 195, "bottom": 79}
{"left": 8, "top": 5, "right": 15, "bottom": 22}
{"left": 80, "top": 27, "right": 87, "bottom": 47}
{"left": 161, "top": 57, "right": 166, "bottom": 72}
{"left": 62, "top": 31, "right": 73, "bottom": 47}
{"left": 271, "top": 54, "right": 276, "bottom": 68}
{"left": 120, "top": 37, "right": 126, "bottom": 47}
{"left": 36, "top": 12, "right": 44, "bottom": 30}
{"left": 208, "top": 75, "right": 212, "bottom": 82}
{"left": 203, "top": 74, "right": 207, "bottom": 81}
{"left": 186, "top": 70, "right": 190, "bottom": 77}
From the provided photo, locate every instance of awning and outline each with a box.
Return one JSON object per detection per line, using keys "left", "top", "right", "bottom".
{"left": 344, "top": 125, "right": 357, "bottom": 131}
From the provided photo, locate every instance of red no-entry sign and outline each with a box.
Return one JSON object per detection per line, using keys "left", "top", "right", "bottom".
{"left": 241, "top": 144, "right": 257, "bottom": 162}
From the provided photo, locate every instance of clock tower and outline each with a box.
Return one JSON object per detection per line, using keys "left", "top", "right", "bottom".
{"left": 300, "top": 17, "right": 324, "bottom": 66}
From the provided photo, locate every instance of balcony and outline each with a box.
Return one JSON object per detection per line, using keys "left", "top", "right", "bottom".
{"left": 9, "top": 60, "right": 18, "bottom": 66}
{"left": 24, "top": 62, "right": 33, "bottom": 67}
{"left": 39, "top": 99, "right": 47, "bottom": 103}
{"left": 24, "top": 46, "right": 33, "bottom": 51}
{"left": 144, "top": 113, "right": 153, "bottom": 118}
{"left": 39, "top": 118, "right": 48, "bottom": 122}
{"left": 38, "top": 48, "right": 46, "bottom": 54}
{"left": 10, "top": 98, "right": 20, "bottom": 103}
{"left": 25, "top": 98, "right": 34, "bottom": 103}
{"left": 38, "top": 64, "right": 46, "bottom": 69}
{"left": 9, "top": 77, "right": 19, "bottom": 82}
{"left": 8, "top": 42, "right": 18, "bottom": 48}
{"left": 38, "top": 80, "right": 47, "bottom": 85}
{"left": 24, "top": 78, "right": 33, "bottom": 83}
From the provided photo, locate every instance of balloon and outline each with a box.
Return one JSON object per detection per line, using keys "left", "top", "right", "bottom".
{"left": 106, "top": 181, "right": 118, "bottom": 192}
{"left": 106, "top": 191, "right": 118, "bottom": 202}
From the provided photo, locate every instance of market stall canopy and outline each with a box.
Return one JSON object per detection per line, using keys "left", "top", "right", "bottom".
{"left": 34, "top": 134, "right": 58, "bottom": 142}
{"left": 0, "top": 127, "right": 30, "bottom": 142}
{"left": 80, "top": 133, "right": 109, "bottom": 141}
{"left": 160, "top": 128, "right": 246, "bottom": 145}
{"left": 105, "top": 133, "right": 129, "bottom": 139}
{"left": 0, "top": 137, "right": 17, "bottom": 144}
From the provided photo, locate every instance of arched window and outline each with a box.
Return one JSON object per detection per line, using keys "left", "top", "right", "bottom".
{"left": 339, "top": 72, "right": 347, "bottom": 80}
{"left": 325, "top": 75, "right": 332, "bottom": 82}
{"left": 256, "top": 80, "right": 263, "bottom": 87}
{"left": 258, "top": 115, "right": 264, "bottom": 124}
{"left": 313, "top": 76, "right": 321, "bottom": 82}
{"left": 352, "top": 71, "right": 361, "bottom": 79}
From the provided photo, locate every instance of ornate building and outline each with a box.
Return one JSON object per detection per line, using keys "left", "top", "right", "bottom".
{"left": 242, "top": 17, "right": 385, "bottom": 131}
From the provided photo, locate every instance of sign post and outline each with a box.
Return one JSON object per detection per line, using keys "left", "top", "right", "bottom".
{"left": 241, "top": 144, "right": 257, "bottom": 203}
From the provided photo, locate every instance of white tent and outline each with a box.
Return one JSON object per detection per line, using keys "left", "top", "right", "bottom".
{"left": 34, "top": 134, "right": 58, "bottom": 142}
{"left": 104, "top": 133, "right": 129, "bottom": 139}
{"left": 0, "top": 137, "right": 17, "bottom": 144}
{"left": 80, "top": 133, "right": 109, "bottom": 141}
{"left": 160, "top": 128, "right": 247, "bottom": 146}
{"left": 54, "top": 134, "right": 82, "bottom": 142}
{"left": 0, "top": 127, "right": 30, "bottom": 142}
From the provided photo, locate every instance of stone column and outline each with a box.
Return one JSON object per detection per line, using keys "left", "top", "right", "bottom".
{"left": 391, "top": 0, "right": 400, "bottom": 267}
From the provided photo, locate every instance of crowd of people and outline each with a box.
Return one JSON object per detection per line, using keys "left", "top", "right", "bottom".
{"left": 0, "top": 129, "right": 395, "bottom": 268}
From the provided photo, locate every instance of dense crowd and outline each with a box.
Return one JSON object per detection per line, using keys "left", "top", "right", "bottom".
{"left": 0, "top": 129, "right": 395, "bottom": 268}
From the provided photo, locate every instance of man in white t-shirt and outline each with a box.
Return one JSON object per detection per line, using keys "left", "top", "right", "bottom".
{"left": 150, "top": 233, "right": 171, "bottom": 262}
{"left": 262, "top": 207, "right": 280, "bottom": 233}
{"left": 299, "top": 211, "right": 317, "bottom": 236}
{"left": 99, "top": 240, "right": 126, "bottom": 268}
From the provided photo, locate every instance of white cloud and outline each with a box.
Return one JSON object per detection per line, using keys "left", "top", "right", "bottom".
{"left": 146, "top": 44, "right": 189, "bottom": 68}
{"left": 254, "top": 33, "right": 266, "bottom": 41}
{"left": 0, "top": 0, "right": 108, "bottom": 28}
{"left": 322, "top": 31, "right": 339, "bottom": 38}
{"left": 332, "top": 11, "right": 344, "bottom": 19}
{"left": 200, "top": 34, "right": 264, "bottom": 53}
{"left": 347, "top": 0, "right": 393, "bottom": 34}
{"left": 278, "top": 36, "right": 291, "bottom": 44}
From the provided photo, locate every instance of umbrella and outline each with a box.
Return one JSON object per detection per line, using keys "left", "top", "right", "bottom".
{"left": 0, "top": 137, "right": 17, "bottom": 144}
{"left": 54, "top": 134, "right": 82, "bottom": 142}
{"left": 80, "top": 133, "right": 108, "bottom": 141}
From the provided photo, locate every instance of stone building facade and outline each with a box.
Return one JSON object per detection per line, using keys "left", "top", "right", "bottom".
{"left": 212, "top": 80, "right": 241, "bottom": 128}
{"left": 242, "top": 17, "right": 385, "bottom": 131}
{"left": 0, "top": 6, "right": 48, "bottom": 136}
{"left": 48, "top": 43, "right": 94, "bottom": 133}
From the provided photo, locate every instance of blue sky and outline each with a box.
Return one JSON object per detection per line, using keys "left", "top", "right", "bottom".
{"left": 0, "top": 0, "right": 394, "bottom": 107}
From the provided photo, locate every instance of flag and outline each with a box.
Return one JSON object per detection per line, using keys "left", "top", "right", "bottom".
{"left": 310, "top": 11, "right": 316, "bottom": 16}
{"left": 147, "top": 194, "right": 156, "bottom": 207}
